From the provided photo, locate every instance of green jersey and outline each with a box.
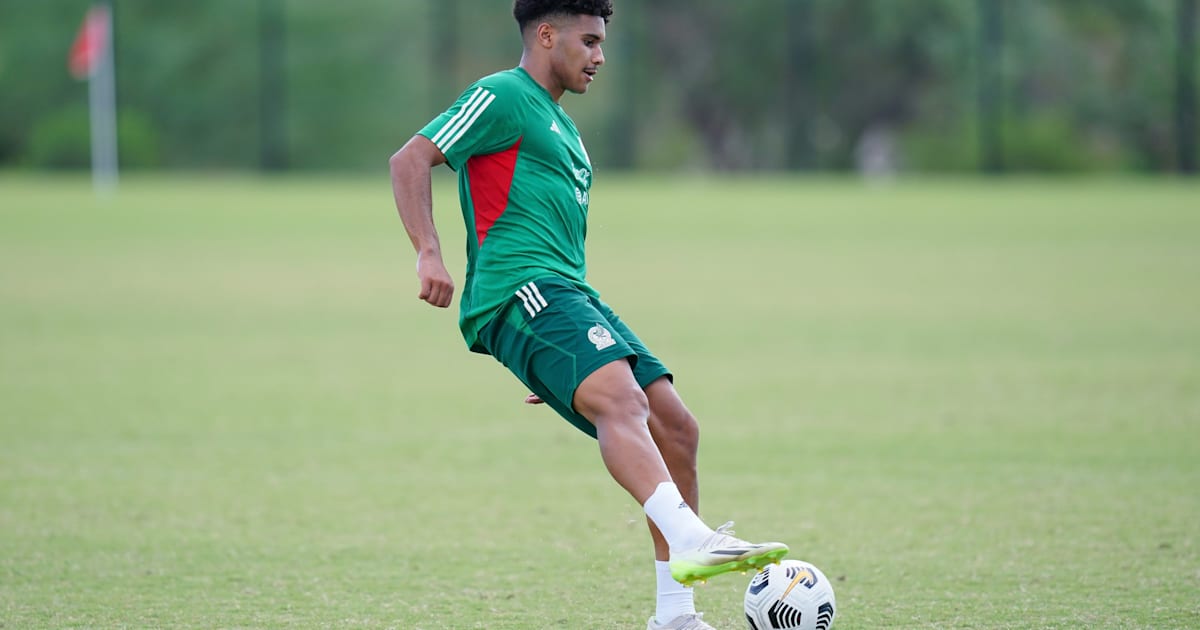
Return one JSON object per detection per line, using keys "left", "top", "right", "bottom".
{"left": 419, "top": 67, "right": 597, "bottom": 352}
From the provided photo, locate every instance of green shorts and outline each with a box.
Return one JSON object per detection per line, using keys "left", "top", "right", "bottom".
{"left": 476, "top": 275, "right": 672, "bottom": 438}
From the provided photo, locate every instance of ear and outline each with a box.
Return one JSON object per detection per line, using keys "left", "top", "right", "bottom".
{"left": 535, "top": 21, "right": 556, "bottom": 49}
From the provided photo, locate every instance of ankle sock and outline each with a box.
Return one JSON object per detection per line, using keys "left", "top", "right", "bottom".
{"left": 642, "top": 482, "right": 712, "bottom": 552}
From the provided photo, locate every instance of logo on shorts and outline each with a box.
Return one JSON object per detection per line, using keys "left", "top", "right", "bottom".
{"left": 587, "top": 324, "right": 615, "bottom": 350}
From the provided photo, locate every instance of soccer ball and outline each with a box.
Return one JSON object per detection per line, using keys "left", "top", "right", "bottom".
{"left": 744, "top": 559, "right": 836, "bottom": 630}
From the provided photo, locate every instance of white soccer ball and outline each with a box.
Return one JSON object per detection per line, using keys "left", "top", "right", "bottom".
{"left": 744, "top": 559, "right": 836, "bottom": 630}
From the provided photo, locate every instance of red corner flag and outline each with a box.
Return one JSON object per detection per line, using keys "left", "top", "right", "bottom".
{"left": 69, "top": 5, "right": 110, "bottom": 79}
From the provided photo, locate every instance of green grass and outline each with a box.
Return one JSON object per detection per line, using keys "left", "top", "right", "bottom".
{"left": 1, "top": 173, "right": 1198, "bottom": 629}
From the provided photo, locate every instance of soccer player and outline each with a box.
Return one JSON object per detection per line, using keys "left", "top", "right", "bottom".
{"left": 388, "top": 1, "right": 788, "bottom": 628}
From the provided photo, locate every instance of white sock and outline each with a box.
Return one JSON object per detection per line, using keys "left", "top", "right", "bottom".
{"left": 654, "top": 560, "right": 695, "bottom": 624}
{"left": 643, "top": 482, "right": 712, "bottom": 552}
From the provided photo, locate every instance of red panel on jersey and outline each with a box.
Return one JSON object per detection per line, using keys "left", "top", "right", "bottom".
{"left": 467, "top": 137, "right": 523, "bottom": 248}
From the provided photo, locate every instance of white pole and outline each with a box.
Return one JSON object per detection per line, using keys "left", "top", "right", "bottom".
{"left": 89, "top": 3, "right": 118, "bottom": 195}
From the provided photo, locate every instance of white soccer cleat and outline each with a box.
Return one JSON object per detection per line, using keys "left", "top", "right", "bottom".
{"left": 646, "top": 612, "right": 716, "bottom": 630}
{"left": 669, "top": 521, "right": 789, "bottom": 587}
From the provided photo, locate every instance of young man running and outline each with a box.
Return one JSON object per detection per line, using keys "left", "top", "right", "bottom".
{"left": 389, "top": 2, "right": 788, "bottom": 627}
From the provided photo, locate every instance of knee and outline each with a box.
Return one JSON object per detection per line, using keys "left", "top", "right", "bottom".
{"left": 659, "top": 407, "right": 700, "bottom": 453}
{"left": 609, "top": 386, "right": 651, "bottom": 427}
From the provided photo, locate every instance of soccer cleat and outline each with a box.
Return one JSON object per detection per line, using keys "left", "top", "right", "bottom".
{"left": 646, "top": 612, "right": 716, "bottom": 630}
{"left": 669, "top": 521, "right": 789, "bottom": 587}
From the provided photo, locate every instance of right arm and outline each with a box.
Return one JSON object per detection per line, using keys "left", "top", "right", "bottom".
{"left": 389, "top": 135, "right": 453, "bottom": 308}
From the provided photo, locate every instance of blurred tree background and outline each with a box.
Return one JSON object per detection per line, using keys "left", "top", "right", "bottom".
{"left": 0, "top": 0, "right": 1195, "bottom": 173}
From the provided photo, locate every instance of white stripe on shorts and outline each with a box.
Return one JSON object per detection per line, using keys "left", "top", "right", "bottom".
{"left": 515, "top": 282, "right": 549, "bottom": 318}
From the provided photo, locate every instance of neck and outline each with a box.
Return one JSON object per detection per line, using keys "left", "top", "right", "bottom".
{"left": 519, "top": 53, "right": 564, "bottom": 102}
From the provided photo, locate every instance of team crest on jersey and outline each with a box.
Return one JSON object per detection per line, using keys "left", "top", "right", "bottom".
{"left": 587, "top": 324, "right": 615, "bottom": 350}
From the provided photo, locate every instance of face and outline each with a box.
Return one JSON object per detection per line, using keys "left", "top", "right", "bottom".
{"left": 548, "top": 15, "right": 606, "bottom": 95}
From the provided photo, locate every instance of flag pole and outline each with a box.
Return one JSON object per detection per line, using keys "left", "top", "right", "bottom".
{"left": 89, "top": 2, "right": 118, "bottom": 195}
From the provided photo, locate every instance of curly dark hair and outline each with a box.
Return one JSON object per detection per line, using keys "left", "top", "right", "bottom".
{"left": 513, "top": 0, "right": 613, "bottom": 32}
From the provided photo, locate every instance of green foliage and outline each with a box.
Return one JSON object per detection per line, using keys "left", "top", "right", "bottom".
{"left": 26, "top": 106, "right": 161, "bottom": 170}
{"left": 0, "top": 0, "right": 1194, "bottom": 172}
{"left": 0, "top": 1, "right": 89, "bottom": 165}
{"left": 26, "top": 106, "right": 91, "bottom": 169}
{"left": 1006, "top": 0, "right": 1179, "bottom": 171}
{"left": 1004, "top": 113, "right": 1125, "bottom": 172}
{"left": 898, "top": 121, "right": 979, "bottom": 172}
{"left": 114, "top": 1, "right": 261, "bottom": 169}
{"left": 116, "top": 110, "right": 161, "bottom": 168}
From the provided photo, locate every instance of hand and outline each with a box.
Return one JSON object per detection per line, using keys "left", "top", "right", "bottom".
{"left": 524, "top": 393, "right": 545, "bottom": 405}
{"left": 416, "top": 252, "right": 454, "bottom": 307}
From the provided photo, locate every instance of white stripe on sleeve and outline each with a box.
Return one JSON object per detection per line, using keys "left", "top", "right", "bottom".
{"left": 430, "top": 87, "right": 487, "bottom": 148}
{"left": 440, "top": 92, "right": 496, "bottom": 153}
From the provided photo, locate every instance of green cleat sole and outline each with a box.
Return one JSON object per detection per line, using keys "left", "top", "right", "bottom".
{"left": 671, "top": 547, "right": 789, "bottom": 587}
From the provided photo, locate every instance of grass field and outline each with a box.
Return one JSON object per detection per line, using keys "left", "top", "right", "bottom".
{"left": 1, "top": 173, "right": 1198, "bottom": 629}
